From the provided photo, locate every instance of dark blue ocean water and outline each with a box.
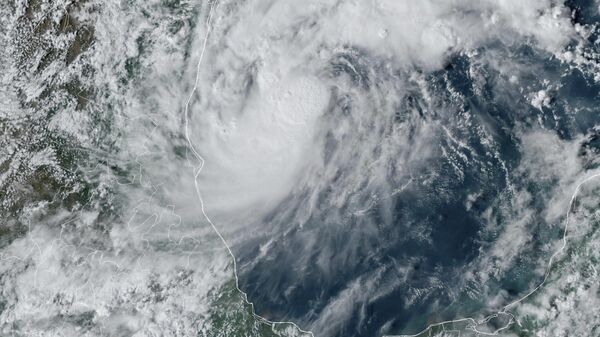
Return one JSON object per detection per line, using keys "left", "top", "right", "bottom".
{"left": 234, "top": 2, "right": 600, "bottom": 336}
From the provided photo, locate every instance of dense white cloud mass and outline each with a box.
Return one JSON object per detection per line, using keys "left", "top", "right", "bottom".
{"left": 186, "top": 0, "right": 585, "bottom": 236}
{"left": 1, "top": 0, "right": 599, "bottom": 337}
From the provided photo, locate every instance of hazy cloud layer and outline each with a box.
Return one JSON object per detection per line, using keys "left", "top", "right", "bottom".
{"left": 1, "top": 1, "right": 599, "bottom": 337}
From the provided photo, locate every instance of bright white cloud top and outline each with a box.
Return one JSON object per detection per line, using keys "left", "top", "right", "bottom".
{"left": 1, "top": 1, "right": 599, "bottom": 337}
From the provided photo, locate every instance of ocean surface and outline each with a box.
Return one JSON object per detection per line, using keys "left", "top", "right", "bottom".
{"left": 1, "top": 1, "right": 600, "bottom": 337}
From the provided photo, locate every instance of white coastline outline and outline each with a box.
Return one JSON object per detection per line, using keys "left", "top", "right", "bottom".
{"left": 181, "top": 1, "right": 600, "bottom": 337}
{"left": 386, "top": 172, "right": 600, "bottom": 337}
{"left": 182, "top": 0, "right": 315, "bottom": 336}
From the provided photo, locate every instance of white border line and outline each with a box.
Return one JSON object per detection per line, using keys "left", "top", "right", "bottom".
{"left": 387, "top": 172, "right": 600, "bottom": 337}
{"left": 182, "top": 1, "right": 315, "bottom": 336}
{"left": 181, "top": 2, "right": 600, "bottom": 337}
